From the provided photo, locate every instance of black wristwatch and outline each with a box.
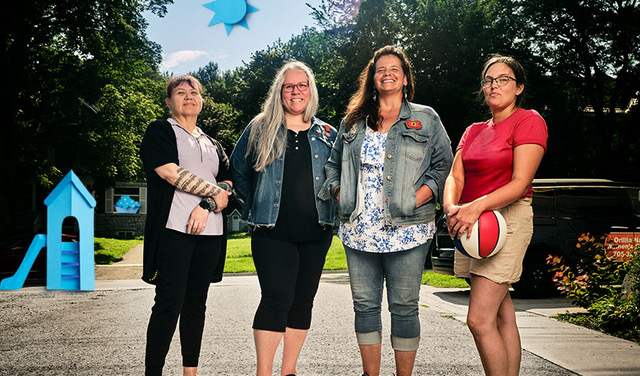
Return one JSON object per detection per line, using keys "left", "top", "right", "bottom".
{"left": 199, "top": 197, "right": 217, "bottom": 212}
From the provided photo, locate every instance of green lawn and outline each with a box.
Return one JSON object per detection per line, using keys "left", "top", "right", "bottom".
{"left": 97, "top": 235, "right": 468, "bottom": 288}
{"left": 94, "top": 237, "right": 143, "bottom": 265}
{"left": 224, "top": 235, "right": 348, "bottom": 272}
{"left": 422, "top": 270, "right": 469, "bottom": 288}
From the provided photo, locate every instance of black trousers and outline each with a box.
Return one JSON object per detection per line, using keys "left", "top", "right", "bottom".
{"left": 145, "top": 229, "right": 223, "bottom": 376}
{"left": 251, "top": 231, "right": 333, "bottom": 332}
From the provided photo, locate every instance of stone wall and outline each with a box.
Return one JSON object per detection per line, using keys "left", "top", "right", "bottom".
{"left": 95, "top": 213, "right": 146, "bottom": 238}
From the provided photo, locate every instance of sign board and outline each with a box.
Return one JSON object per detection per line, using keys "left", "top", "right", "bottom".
{"left": 605, "top": 232, "right": 639, "bottom": 262}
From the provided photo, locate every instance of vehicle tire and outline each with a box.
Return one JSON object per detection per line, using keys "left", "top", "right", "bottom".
{"left": 511, "top": 247, "right": 557, "bottom": 298}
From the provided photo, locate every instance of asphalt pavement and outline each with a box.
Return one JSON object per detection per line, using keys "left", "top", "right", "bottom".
{"left": 1, "top": 244, "right": 639, "bottom": 375}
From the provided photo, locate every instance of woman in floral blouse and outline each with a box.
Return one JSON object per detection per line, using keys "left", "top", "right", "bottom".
{"left": 322, "top": 46, "right": 453, "bottom": 376}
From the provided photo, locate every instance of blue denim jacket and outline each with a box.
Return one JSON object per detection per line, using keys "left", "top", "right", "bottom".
{"left": 321, "top": 101, "right": 453, "bottom": 226}
{"left": 230, "top": 117, "right": 338, "bottom": 227}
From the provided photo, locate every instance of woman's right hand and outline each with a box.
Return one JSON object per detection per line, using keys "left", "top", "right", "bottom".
{"left": 446, "top": 202, "right": 483, "bottom": 239}
{"left": 187, "top": 205, "right": 210, "bottom": 235}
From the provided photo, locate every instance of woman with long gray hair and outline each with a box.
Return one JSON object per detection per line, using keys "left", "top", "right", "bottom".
{"left": 230, "top": 61, "right": 337, "bottom": 376}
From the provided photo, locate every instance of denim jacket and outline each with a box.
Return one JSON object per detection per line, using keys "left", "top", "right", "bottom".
{"left": 230, "top": 117, "right": 338, "bottom": 227}
{"left": 320, "top": 100, "right": 453, "bottom": 226}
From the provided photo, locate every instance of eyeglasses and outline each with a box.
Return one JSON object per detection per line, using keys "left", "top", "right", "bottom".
{"left": 282, "top": 82, "right": 309, "bottom": 93}
{"left": 481, "top": 75, "right": 516, "bottom": 88}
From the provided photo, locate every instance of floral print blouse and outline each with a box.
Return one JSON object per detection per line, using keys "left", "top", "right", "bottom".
{"left": 338, "top": 127, "right": 435, "bottom": 253}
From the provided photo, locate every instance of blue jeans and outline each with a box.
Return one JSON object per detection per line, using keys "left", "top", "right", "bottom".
{"left": 345, "top": 241, "right": 430, "bottom": 351}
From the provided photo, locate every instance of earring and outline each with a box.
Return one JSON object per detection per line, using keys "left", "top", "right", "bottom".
{"left": 403, "top": 85, "right": 408, "bottom": 99}
{"left": 372, "top": 89, "right": 378, "bottom": 102}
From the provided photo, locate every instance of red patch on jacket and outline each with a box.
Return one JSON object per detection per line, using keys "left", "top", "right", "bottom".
{"left": 405, "top": 120, "right": 422, "bottom": 129}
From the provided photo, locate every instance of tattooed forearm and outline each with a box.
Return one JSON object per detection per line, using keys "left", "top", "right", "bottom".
{"left": 172, "top": 166, "right": 221, "bottom": 197}
{"left": 196, "top": 184, "right": 210, "bottom": 196}
{"left": 191, "top": 178, "right": 204, "bottom": 193}
{"left": 174, "top": 167, "right": 190, "bottom": 188}
{"left": 182, "top": 174, "right": 197, "bottom": 192}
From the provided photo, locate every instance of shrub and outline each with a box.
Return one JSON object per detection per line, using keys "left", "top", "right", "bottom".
{"left": 587, "top": 291, "right": 639, "bottom": 342}
{"left": 547, "top": 233, "right": 640, "bottom": 343}
{"left": 546, "top": 233, "right": 628, "bottom": 309}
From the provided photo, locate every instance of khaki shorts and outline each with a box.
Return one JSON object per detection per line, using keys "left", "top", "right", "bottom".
{"left": 454, "top": 198, "right": 533, "bottom": 284}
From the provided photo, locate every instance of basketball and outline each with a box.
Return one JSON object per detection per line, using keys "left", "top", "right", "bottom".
{"left": 453, "top": 210, "right": 507, "bottom": 259}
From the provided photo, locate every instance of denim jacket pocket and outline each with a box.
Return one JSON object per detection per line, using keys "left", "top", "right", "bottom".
{"left": 400, "top": 132, "right": 430, "bottom": 166}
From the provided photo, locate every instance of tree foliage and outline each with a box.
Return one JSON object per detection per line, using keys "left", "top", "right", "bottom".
{"left": 498, "top": 0, "right": 640, "bottom": 177}
{"left": 3, "top": 0, "right": 639, "bottom": 237}
{"left": 0, "top": 0, "right": 171, "bottom": 235}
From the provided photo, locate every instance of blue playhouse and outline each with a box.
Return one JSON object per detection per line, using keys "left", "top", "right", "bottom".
{"left": 0, "top": 170, "right": 96, "bottom": 291}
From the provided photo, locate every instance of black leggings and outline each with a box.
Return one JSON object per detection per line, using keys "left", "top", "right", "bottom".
{"left": 145, "top": 229, "right": 223, "bottom": 376}
{"left": 251, "top": 231, "right": 333, "bottom": 332}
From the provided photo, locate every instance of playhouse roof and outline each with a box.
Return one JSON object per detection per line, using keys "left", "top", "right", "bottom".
{"left": 44, "top": 170, "right": 97, "bottom": 208}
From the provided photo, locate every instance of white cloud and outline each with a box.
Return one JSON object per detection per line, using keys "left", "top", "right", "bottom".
{"left": 160, "top": 50, "right": 209, "bottom": 71}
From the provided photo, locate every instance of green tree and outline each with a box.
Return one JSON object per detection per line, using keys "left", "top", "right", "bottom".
{"left": 500, "top": 0, "right": 640, "bottom": 178}
{"left": 0, "top": 0, "right": 171, "bottom": 235}
{"left": 406, "top": 0, "right": 504, "bottom": 141}
{"left": 80, "top": 84, "right": 163, "bottom": 189}
{"left": 198, "top": 97, "right": 242, "bottom": 152}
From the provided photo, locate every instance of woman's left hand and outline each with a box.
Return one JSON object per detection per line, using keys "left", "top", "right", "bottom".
{"left": 187, "top": 205, "right": 210, "bottom": 235}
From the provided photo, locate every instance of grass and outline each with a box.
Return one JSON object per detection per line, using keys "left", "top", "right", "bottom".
{"left": 96, "top": 234, "right": 470, "bottom": 288}
{"left": 224, "top": 235, "right": 348, "bottom": 273}
{"left": 422, "top": 270, "right": 470, "bottom": 288}
{"left": 94, "top": 237, "right": 143, "bottom": 264}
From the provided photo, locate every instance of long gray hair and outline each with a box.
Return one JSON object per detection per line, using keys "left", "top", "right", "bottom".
{"left": 246, "top": 61, "right": 319, "bottom": 171}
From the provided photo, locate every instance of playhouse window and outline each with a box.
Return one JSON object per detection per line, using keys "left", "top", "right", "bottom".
{"left": 105, "top": 183, "right": 147, "bottom": 214}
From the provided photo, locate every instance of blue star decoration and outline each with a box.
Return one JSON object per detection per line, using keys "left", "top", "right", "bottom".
{"left": 203, "top": 0, "right": 259, "bottom": 35}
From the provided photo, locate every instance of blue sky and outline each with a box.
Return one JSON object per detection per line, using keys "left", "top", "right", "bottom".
{"left": 144, "top": 0, "right": 322, "bottom": 74}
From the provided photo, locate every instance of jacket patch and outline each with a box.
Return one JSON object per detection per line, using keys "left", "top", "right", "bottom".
{"left": 315, "top": 123, "right": 334, "bottom": 145}
{"left": 405, "top": 120, "right": 422, "bottom": 130}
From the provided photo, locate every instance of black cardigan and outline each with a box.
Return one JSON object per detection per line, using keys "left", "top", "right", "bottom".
{"left": 139, "top": 119, "right": 230, "bottom": 285}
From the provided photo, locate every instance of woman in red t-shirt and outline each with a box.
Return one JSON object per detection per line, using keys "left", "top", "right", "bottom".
{"left": 443, "top": 55, "right": 547, "bottom": 376}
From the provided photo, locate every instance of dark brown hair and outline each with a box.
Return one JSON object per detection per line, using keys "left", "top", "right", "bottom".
{"left": 165, "top": 75, "right": 203, "bottom": 99}
{"left": 479, "top": 54, "right": 526, "bottom": 107}
{"left": 344, "top": 46, "right": 415, "bottom": 131}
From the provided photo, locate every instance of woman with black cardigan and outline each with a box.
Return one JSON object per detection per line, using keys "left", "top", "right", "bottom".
{"left": 140, "top": 74, "right": 232, "bottom": 376}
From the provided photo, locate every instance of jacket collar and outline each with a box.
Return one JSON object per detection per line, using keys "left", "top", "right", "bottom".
{"left": 398, "top": 99, "right": 413, "bottom": 120}
{"left": 361, "top": 100, "right": 413, "bottom": 131}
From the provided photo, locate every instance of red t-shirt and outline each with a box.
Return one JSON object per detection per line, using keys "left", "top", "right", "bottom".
{"left": 457, "top": 108, "right": 548, "bottom": 203}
